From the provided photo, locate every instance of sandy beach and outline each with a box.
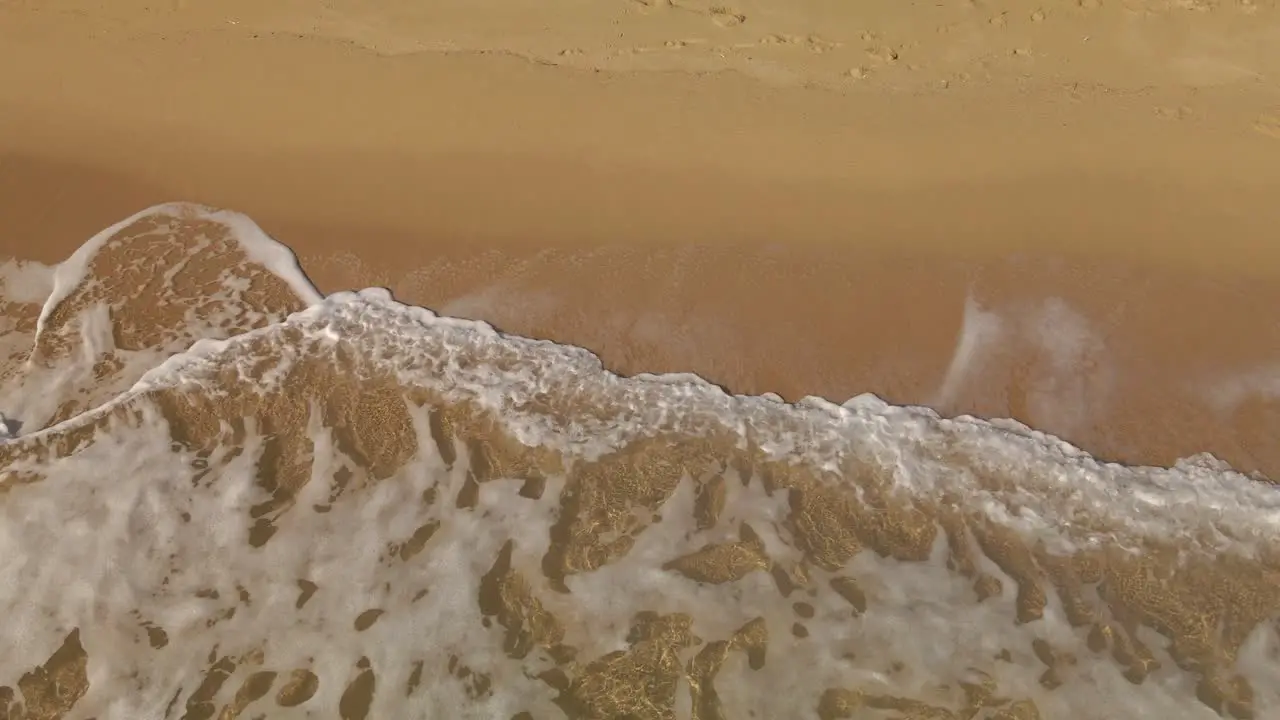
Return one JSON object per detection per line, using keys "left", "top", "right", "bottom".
{"left": 3, "top": 0, "right": 1280, "bottom": 477}
{"left": 5, "top": 4, "right": 1280, "bottom": 718}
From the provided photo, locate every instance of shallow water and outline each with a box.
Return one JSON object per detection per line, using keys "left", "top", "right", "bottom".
{"left": 0, "top": 203, "right": 1277, "bottom": 719}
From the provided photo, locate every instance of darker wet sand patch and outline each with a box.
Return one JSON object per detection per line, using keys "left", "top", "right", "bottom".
{"left": 3, "top": 152, "right": 1280, "bottom": 478}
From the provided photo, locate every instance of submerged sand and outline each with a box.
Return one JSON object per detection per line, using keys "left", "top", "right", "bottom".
{"left": 2, "top": 1, "right": 1280, "bottom": 478}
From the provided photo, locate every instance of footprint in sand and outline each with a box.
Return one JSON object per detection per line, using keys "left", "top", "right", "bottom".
{"left": 1154, "top": 105, "right": 1193, "bottom": 120}
{"left": 1254, "top": 113, "right": 1280, "bottom": 139}
{"left": 760, "top": 34, "right": 840, "bottom": 54}
{"left": 866, "top": 45, "right": 900, "bottom": 64}
{"left": 709, "top": 6, "right": 747, "bottom": 27}
{"left": 629, "top": 0, "right": 673, "bottom": 13}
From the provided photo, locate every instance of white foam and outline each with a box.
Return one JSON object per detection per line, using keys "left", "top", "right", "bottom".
{"left": 0, "top": 383, "right": 1259, "bottom": 718}
{"left": 121, "top": 286, "right": 1280, "bottom": 562}
{"left": 1204, "top": 364, "right": 1280, "bottom": 414}
{"left": 934, "top": 291, "right": 1003, "bottom": 408}
{"left": 0, "top": 203, "right": 322, "bottom": 435}
{"left": 0, "top": 260, "right": 54, "bottom": 435}
{"left": 1022, "top": 297, "right": 1113, "bottom": 436}
{"left": 0, "top": 259, "right": 55, "bottom": 304}
{"left": 2, "top": 206, "right": 1278, "bottom": 718}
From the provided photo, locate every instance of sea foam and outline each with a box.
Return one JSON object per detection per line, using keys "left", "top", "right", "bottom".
{"left": 0, "top": 203, "right": 1276, "bottom": 720}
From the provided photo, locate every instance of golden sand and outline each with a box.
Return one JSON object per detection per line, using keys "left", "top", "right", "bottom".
{"left": 3, "top": 0, "right": 1280, "bottom": 477}
{"left": 30, "top": 212, "right": 307, "bottom": 429}
{"left": 2, "top": 1, "right": 1280, "bottom": 718}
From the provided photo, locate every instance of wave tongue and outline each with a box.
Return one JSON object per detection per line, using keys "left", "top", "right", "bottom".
{"left": 0, "top": 202, "right": 318, "bottom": 436}
{"left": 0, "top": 206, "right": 1278, "bottom": 719}
{"left": 156, "top": 286, "right": 1280, "bottom": 555}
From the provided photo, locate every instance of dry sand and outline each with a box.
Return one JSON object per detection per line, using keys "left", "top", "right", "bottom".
{"left": 2, "top": 0, "right": 1280, "bottom": 477}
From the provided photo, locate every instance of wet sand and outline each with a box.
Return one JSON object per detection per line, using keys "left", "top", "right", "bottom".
{"left": 2, "top": 0, "right": 1280, "bottom": 477}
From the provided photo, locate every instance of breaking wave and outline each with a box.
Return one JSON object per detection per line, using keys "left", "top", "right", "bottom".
{"left": 0, "top": 203, "right": 1277, "bottom": 719}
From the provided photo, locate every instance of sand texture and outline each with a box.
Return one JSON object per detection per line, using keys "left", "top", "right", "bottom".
{"left": 1, "top": 1, "right": 1280, "bottom": 718}
{"left": 0, "top": 208, "right": 1276, "bottom": 719}
{"left": 3, "top": 0, "right": 1280, "bottom": 476}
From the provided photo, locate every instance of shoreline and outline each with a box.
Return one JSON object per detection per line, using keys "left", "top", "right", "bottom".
{"left": 3, "top": 166, "right": 1279, "bottom": 479}
{"left": 2, "top": 12, "right": 1280, "bottom": 478}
